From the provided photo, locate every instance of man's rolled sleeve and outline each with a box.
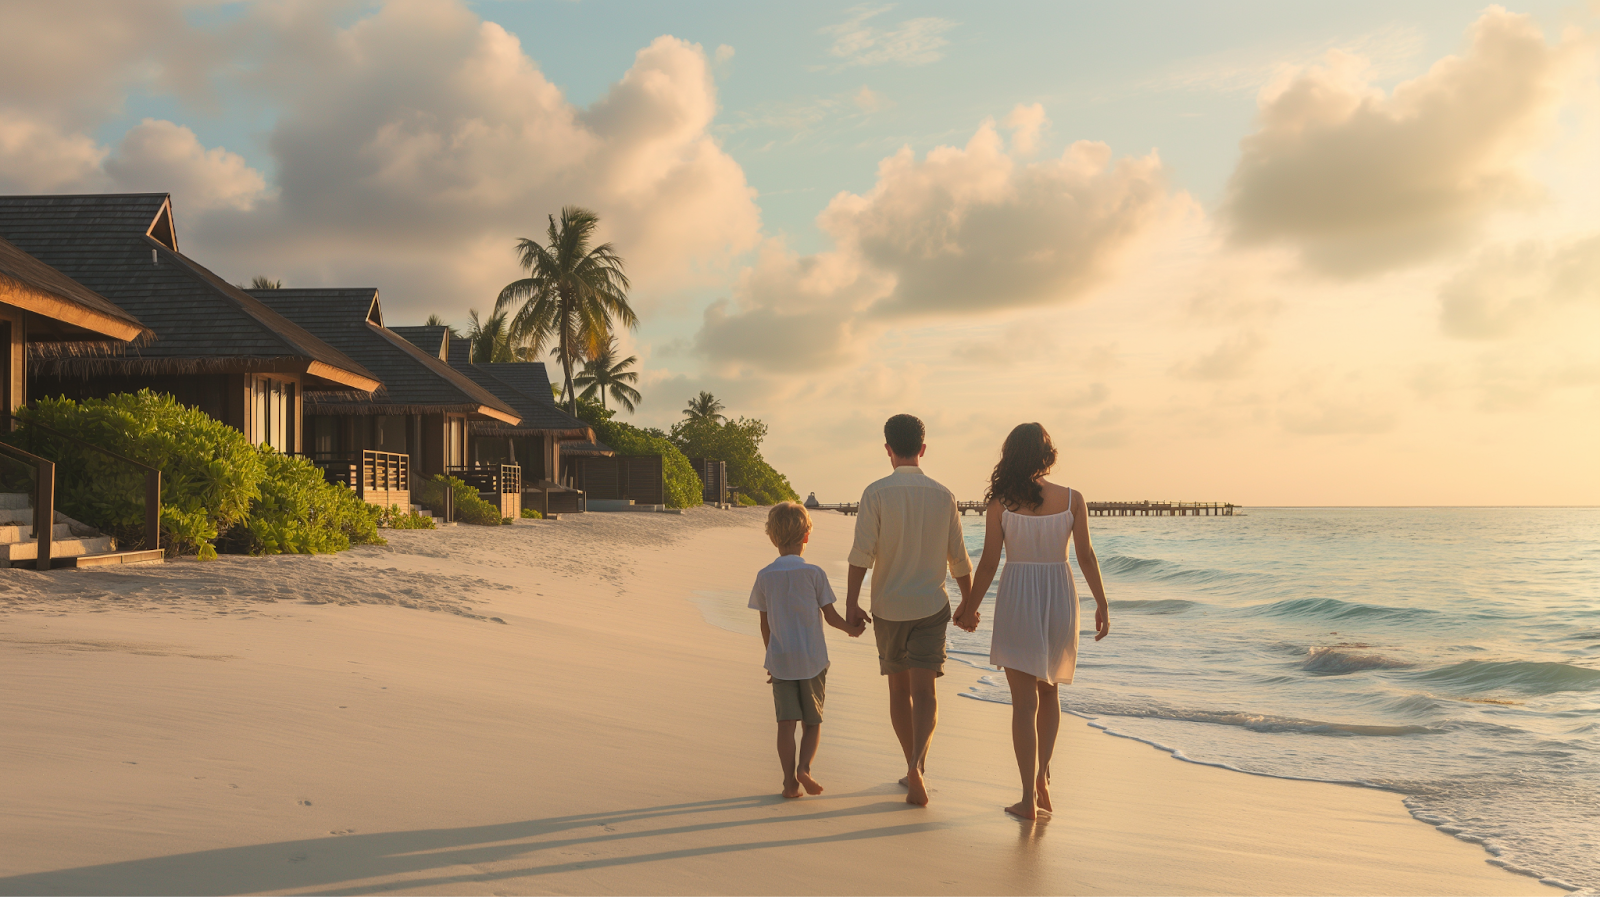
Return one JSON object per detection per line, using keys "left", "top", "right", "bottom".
{"left": 945, "top": 500, "right": 973, "bottom": 577}
{"left": 846, "top": 492, "right": 878, "bottom": 569}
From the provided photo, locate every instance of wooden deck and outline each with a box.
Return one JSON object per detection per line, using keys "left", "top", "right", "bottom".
{"left": 809, "top": 500, "right": 1237, "bottom": 517}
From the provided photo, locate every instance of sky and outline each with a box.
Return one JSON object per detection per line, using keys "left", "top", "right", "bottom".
{"left": 2, "top": 0, "right": 1597, "bottom": 506}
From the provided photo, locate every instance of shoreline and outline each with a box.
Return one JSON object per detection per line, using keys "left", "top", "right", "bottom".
{"left": 0, "top": 507, "right": 1562, "bottom": 895}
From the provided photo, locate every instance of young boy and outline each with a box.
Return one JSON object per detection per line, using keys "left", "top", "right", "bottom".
{"left": 749, "top": 502, "right": 864, "bottom": 798}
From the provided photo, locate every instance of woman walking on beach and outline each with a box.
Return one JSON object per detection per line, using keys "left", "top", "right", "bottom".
{"left": 954, "top": 422, "right": 1110, "bottom": 820}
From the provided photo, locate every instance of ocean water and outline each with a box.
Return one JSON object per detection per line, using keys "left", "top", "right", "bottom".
{"left": 947, "top": 507, "right": 1600, "bottom": 893}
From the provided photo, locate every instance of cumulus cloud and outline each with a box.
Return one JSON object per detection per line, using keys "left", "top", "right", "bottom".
{"left": 1223, "top": 7, "right": 1586, "bottom": 276}
{"left": 0, "top": 0, "right": 218, "bottom": 127}
{"left": 194, "top": 3, "right": 756, "bottom": 319}
{"left": 105, "top": 120, "right": 268, "bottom": 212}
{"left": 0, "top": 115, "right": 108, "bottom": 192}
{"left": 695, "top": 116, "right": 1177, "bottom": 371}
{"left": 1003, "top": 103, "right": 1047, "bottom": 155}
{"left": 1438, "top": 235, "right": 1600, "bottom": 338}
{"left": 822, "top": 6, "right": 956, "bottom": 68}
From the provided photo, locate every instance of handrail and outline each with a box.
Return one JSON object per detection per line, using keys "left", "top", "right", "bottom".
{"left": 0, "top": 440, "right": 55, "bottom": 570}
{"left": 5, "top": 413, "right": 161, "bottom": 553}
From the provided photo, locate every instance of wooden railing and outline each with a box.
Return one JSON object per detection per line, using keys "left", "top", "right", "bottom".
{"left": 447, "top": 463, "right": 520, "bottom": 496}
{"left": 300, "top": 450, "right": 410, "bottom": 505}
{"left": 4, "top": 413, "right": 162, "bottom": 557}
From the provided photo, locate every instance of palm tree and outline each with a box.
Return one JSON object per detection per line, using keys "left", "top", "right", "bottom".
{"left": 249, "top": 276, "right": 283, "bottom": 289}
{"left": 683, "top": 391, "right": 726, "bottom": 423}
{"left": 574, "top": 338, "right": 642, "bottom": 413}
{"left": 495, "top": 206, "right": 635, "bottom": 416}
{"left": 465, "top": 309, "right": 516, "bottom": 363}
{"left": 424, "top": 314, "right": 462, "bottom": 339}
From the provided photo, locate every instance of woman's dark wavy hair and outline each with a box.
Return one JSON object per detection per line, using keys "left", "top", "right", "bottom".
{"left": 985, "top": 422, "right": 1058, "bottom": 510}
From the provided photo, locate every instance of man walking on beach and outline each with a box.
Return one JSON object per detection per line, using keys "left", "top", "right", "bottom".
{"left": 845, "top": 414, "right": 974, "bottom": 806}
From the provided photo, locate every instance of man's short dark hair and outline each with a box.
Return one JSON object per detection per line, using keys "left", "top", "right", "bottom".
{"left": 884, "top": 414, "right": 925, "bottom": 459}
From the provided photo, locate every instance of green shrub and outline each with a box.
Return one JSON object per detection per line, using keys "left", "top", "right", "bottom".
{"left": 222, "top": 449, "right": 385, "bottom": 555}
{"left": 520, "top": 508, "right": 543, "bottom": 519}
{"left": 11, "top": 391, "right": 263, "bottom": 559}
{"left": 577, "top": 399, "right": 702, "bottom": 509}
{"left": 381, "top": 505, "right": 437, "bottom": 529}
{"left": 670, "top": 416, "right": 798, "bottom": 506}
{"left": 422, "top": 474, "right": 503, "bottom": 525}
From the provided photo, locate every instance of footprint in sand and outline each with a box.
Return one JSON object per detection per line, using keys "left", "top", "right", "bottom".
{"left": 298, "top": 799, "right": 313, "bottom": 806}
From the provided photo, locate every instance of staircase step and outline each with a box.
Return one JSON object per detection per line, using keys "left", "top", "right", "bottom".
{"left": 51, "top": 549, "right": 165, "bottom": 568}
{"left": 0, "top": 535, "right": 115, "bottom": 564}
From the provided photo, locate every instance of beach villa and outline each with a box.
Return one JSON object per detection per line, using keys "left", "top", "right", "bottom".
{"left": 247, "top": 290, "right": 523, "bottom": 516}
{"left": 0, "top": 194, "right": 380, "bottom": 453}
{"left": 0, "top": 232, "right": 160, "bottom": 568}
{"left": 393, "top": 327, "right": 596, "bottom": 516}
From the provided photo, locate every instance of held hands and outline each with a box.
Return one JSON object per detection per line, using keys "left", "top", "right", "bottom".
{"left": 844, "top": 602, "right": 872, "bottom": 636}
{"left": 953, "top": 605, "right": 981, "bottom": 632}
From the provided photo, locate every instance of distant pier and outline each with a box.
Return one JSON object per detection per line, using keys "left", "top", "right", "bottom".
{"left": 805, "top": 496, "right": 1237, "bottom": 517}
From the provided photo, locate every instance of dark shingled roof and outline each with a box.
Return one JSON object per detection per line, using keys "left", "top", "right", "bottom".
{"left": 249, "top": 288, "right": 520, "bottom": 422}
{"left": 0, "top": 235, "right": 151, "bottom": 341}
{"left": 389, "top": 325, "right": 449, "bottom": 362}
{"left": 0, "top": 193, "right": 378, "bottom": 390}
{"left": 458, "top": 363, "right": 591, "bottom": 439}
{"left": 390, "top": 327, "right": 592, "bottom": 439}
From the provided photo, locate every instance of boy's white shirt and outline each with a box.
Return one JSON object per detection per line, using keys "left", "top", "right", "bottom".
{"left": 748, "top": 554, "right": 837, "bottom": 681}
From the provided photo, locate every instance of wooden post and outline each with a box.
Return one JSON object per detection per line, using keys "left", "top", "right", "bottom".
{"left": 145, "top": 468, "right": 161, "bottom": 552}
{"left": 34, "top": 458, "right": 53, "bottom": 571}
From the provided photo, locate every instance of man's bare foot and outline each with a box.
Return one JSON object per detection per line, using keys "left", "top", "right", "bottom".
{"left": 782, "top": 778, "right": 803, "bottom": 799}
{"left": 1035, "top": 774, "right": 1052, "bottom": 812}
{"left": 905, "top": 769, "right": 930, "bottom": 806}
{"left": 1005, "top": 800, "right": 1038, "bottom": 820}
{"left": 796, "top": 771, "right": 824, "bottom": 795}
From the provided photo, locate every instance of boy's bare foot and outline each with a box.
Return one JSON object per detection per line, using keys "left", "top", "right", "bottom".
{"left": 796, "top": 771, "right": 824, "bottom": 795}
{"left": 905, "top": 769, "right": 930, "bottom": 806}
{"left": 1035, "top": 774, "right": 1052, "bottom": 812}
{"left": 1005, "top": 801, "right": 1038, "bottom": 820}
{"left": 782, "top": 778, "right": 803, "bottom": 799}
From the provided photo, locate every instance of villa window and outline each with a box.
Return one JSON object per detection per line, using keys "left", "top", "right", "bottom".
{"left": 248, "top": 375, "right": 295, "bottom": 451}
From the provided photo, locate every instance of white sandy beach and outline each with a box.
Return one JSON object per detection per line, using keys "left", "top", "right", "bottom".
{"left": 0, "top": 508, "right": 1561, "bottom": 896}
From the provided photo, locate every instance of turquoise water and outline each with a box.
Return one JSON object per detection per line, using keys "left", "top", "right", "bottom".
{"left": 947, "top": 508, "right": 1600, "bottom": 892}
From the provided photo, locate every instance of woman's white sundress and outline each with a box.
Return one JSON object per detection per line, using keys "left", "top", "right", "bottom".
{"left": 988, "top": 492, "right": 1080, "bottom": 685}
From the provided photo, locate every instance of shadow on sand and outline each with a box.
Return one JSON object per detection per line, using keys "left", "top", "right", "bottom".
{"left": 0, "top": 789, "right": 946, "bottom": 895}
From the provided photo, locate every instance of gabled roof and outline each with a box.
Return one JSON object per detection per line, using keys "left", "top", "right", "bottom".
{"left": 458, "top": 363, "right": 592, "bottom": 439}
{"left": 0, "top": 193, "right": 379, "bottom": 391}
{"left": 389, "top": 325, "right": 449, "bottom": 362}
{"left": 0, "top": 235, "right": 150, "bottom": 342}
{"left": 250, "top": 288, "right": 520, "bottom": 423}
{"left": 390, "top": 327, "right": 591, "bottom": 438}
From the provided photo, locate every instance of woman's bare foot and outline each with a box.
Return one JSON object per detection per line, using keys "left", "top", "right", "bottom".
{"left": 1005, "top": 800, "right": 1038, "bottom": 820}
{"left": 1035, "top": 774, "right": 1052, "bottom": 812}
{"left": 782, "top": 778, "right": 803, "bottom": 799}
{"left": 796, "top": 771, "right": 824, "bottom": 795}
{"left": 905, "top": 769, "right": 930, "bottom": 806}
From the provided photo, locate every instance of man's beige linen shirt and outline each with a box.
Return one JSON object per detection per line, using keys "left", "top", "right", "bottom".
{"left": 847, "top": 466, "right": 973, "bottom": 622}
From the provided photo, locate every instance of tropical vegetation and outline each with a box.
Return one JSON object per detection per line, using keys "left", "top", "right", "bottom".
{"left": 495, "top": 206, "right": 635, "bottom": 417}
{"left": 416, "top": 474, "right": 505, "bottom": 526}
{"left": 573, "top": 337, "right": 641, "bottom": 413}
{"left": 574, "top": 399, "right": 702, "bottom": 509}
{"left": 671, "top": 413, "right": 798, "bottom": 506}
{"left": 7, "top": 391, "right": 383, "bottom": 558}
{"left": 682, "top": 391, "right": 725, "bottom": 423}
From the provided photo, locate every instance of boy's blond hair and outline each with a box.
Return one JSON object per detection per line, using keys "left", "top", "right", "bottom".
{"left": 766, "top": 501, "right": 812, "bottom": 550}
